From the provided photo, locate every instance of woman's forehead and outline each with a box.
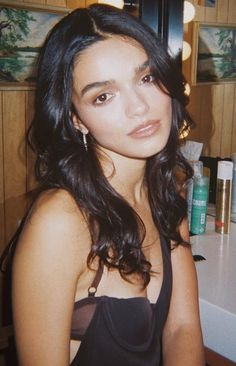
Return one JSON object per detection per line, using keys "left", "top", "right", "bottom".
{"left": 72, "top": 37, "right": 149, "bottom": 91}
{"left": 74, "top": 35, "right": 147, "bottom": 66}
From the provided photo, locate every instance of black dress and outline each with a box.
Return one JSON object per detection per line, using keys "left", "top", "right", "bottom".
{"left": 70, "top": 235, "right": 172, "bottom": 366}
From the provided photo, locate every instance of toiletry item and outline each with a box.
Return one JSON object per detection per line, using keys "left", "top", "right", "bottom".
{"left": 190, "top": 175, "right": 209, "bottom": 235}
{"left": 215, "top": 161, "right": 233, "bottom": 234}
{"left": 232, "top": 153, "right": 236, "bottom": 214}
{"left": 187, "top": 161, "right": 203, "bottom": 229}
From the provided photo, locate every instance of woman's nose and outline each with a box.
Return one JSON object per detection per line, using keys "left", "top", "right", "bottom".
{"left": 125, "top": 89, "right": 149, "bottom": 118}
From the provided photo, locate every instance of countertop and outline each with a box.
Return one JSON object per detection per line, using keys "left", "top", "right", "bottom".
{"left": 191, "top": 216, "right": 236, "bottom": 362}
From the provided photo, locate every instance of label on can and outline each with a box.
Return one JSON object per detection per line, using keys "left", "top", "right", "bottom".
{"left": 190, "top": 177, "right": 209, "bottom": 235}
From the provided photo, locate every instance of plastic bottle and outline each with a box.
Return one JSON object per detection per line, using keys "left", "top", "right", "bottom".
{"left": 231, "top": 153, "right": 236, "bottom": 214}
{"left": 190, "top": 175, "right": 209, "bottom": 235}
{"left": 215, "top": 161, "right": 233, "bottom": 234}
{"left": 187, "top": 161, "right": 203, "bottom": 230}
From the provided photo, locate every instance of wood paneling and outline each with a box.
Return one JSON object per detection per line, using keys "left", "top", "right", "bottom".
{"left": 25, "top": 91, "right": 36, "bottom": 196}
{"left": 0, "top": 92, "right": 4, "bottom": 253}
{"left": 232, "top": 90, "right": 236, "bottom": 153}
{"left": 216, "top": 0, "right": 228, "bottom": 23}
{"left": 221, "top": 84, "right": 235, "bottom": 157}
{"left": 228, "top": 0, "right": 236, "bottom": 23}
{"left": 23, "top": 0, "right": 46, "bottom": 4}
{"left": 183, "top": 0, "right": 236, "bottom": 158}
{"left": 2, "top": 92, "right": 27, "bottom": 242}
{"left": 67, "top": 0, "right": 86, "bottom": 8}
{"left": 210, "top": 84, "right": 224, "bottom": 157}
{"left": 47, "top": 0, "right": 67, "bottom": 6}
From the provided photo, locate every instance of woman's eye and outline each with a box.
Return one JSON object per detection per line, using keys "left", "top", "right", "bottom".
{"left": 94, "top": 93, "right": 113, "bottom": 105}
{"left": 141, "top": 74, "right": 155, "bottom": 84}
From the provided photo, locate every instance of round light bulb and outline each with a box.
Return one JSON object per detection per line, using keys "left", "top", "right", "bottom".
{"left": 98, "top": 0, "right": 124, "bottom": 8}
{"left": 179, "top": 120, "right": 191, "bottom": 139}
{"left": 183, "top": 1, "right": 196, "bottom": 23}
{"left": 184, "top": 82, "right": 191, "bottom": 96}
{"left": 182, "top": 41, "right": 192, "bottom": 61}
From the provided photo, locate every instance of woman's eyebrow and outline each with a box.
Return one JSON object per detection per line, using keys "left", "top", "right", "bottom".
{"left": 80, "top": 59, "right": 150, "bottom": 97}
{"left": 80, "top": 80, "right": 115, "bottom": 97}
{"left": 135, "top": 59, "right": 150, "bottom": 74}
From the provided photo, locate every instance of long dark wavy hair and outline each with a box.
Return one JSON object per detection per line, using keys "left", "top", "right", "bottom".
{"left": 2, "top": 4, "right": 194, "bottom": 287}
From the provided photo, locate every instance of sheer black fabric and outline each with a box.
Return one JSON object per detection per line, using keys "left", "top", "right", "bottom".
{"left": 70, "top": 235, "right": 172, "bottom": 366}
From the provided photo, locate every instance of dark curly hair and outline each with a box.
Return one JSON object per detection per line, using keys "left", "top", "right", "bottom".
{"left": 11, "top": 4, "right": 193, "bottom": 287}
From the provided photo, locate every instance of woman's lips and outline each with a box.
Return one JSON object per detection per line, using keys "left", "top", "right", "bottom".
{"left": 127, "top": 120, "right": 161, "bottom": 138}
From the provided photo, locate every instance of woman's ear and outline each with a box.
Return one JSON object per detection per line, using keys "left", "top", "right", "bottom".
{"left": 71, "top": 111, "right": 89, "bottom": 135}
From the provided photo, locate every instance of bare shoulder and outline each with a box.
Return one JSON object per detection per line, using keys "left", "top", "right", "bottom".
{"left": 29, "top": 188, "right": 86, "bottom": 225}
{"left": 12, "top": 189, "right": 91, "bottom": 365}
{"left": 15, "top": 188, "right": 90, "bottom": 276}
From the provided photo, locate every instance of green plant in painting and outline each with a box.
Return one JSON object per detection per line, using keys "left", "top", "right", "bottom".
{"left": 0, "top": 7, "right": 36, "bottom": 81}
{"left": 216, "top": 28, "right": 236, "bottom": 78}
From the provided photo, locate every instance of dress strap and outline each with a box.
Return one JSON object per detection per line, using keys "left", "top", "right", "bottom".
{"left": 88, "top": 262, "right": 104, "bottom": 297}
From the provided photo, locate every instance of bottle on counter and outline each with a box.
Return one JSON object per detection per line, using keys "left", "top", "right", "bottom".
{"left": 190, "top": 175, "right": 209, "bottom": 235}
{"left": 231, "top": 153, "right": 236, "bottom": 214}
{"left": 215, "top": 160, "right": 233, "bottom": 234}
{"left": 186, "top": 160, "right": 203, "bottom": 230}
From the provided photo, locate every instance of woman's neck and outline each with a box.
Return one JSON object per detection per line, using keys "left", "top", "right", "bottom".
{"left": 98, "top": 148, "right": 147, "bottom": 206}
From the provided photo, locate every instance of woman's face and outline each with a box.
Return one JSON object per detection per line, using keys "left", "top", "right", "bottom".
{"left": 72, "top": 36, "right": 172, "bottom": 160}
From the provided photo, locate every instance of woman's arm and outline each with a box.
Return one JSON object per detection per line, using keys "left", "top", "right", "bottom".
{"left": 12, "top": 190, "right": 89, "bottom": 366}
{"left": 162, "top": 218, "right": 205, "bottom": 366}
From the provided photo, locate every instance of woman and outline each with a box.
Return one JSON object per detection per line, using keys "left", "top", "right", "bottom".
{"left": 11, "top": 4, "right": 205, "bottom": 366}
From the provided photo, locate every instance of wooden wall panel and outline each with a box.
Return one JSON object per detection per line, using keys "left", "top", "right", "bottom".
{"left": 25, "top": 91, "right": 36, "bottom": 196}
{"left": 0, "top": 91, "right": 4, "bottom": 354}
{"left": 0, "top": 92, "right": 4, "bottom": 253}
{"left": 217, "top": 0, "right": 228, "bottom": 23}
{"left": 205, "top": 4, "right": 217, "bottom": 22}
{"left": 23, "top": 0, "right": 46, "bottom": 4}
{"left": 199, "top": 85, "right": 214, "bottom": 155}
{"left": 193, "top": 0, "right": 205, "bottom": 22}
{"left": 188, "top": 86, "right": 204, "bottom": 141}
{"left": 221, "top": 84, "right": 235, "bottom": 157}
{"left": 47, "top": 0, "right": 67, "bottom": 7}
{"left": 228, "top": 0, "right": 236, "bottom": 23}
{"left": 2, "top": 92, "right": 27, "bottom": 243}
{"left": 67, "top": 0, "right": 86, "bottom": 8}
{"left": 231, "top": 90, "right": 236, "bottom": 154}
{"left": 210, "top": 84, "right": 224, "bottom": 157}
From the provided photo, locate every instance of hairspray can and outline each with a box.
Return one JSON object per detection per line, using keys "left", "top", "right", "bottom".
{"left": 186, "top": 161, "right": 203, "bottom": 229}
{"left": 190, "top": 175, "right": 209, "bottom": 235}
{"left": 215, "top": 161, "right": 233, "bottom": 234}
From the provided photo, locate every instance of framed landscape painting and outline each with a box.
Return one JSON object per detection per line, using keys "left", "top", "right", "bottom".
{"left": 192, "top": 23, "right": 236, "bottom": 84}
{"left": 0, "top": 4, "right": 66, "bottom": 86}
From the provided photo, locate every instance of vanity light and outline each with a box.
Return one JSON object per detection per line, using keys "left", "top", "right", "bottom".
{"left": 98, "top": 0, "right": 125, "bottom": 8}
{"left": 183, "top": 1, "right": 196, "bottom": 23}
{"left": 182, "top": 41, "right": 192, "bottom": 61}
{"left": 184, "top": 82, "right": 191, "bottom": 96}
{"left": 179, "top": 120, "right": 191, "bottom": 139}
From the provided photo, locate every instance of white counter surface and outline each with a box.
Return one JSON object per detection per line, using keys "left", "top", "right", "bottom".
{"left": 191, "top": 216, "right": 236, "bottom": 362}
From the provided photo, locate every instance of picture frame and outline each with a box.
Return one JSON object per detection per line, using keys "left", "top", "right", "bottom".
{"left": 0, "top": 2, "right": 68, "bottom": 88}
{"left": 205, "top": 0, "right": 216, "bottom": 7}
{"left": 191, "top": 22, "right": 236, "bottom": 85}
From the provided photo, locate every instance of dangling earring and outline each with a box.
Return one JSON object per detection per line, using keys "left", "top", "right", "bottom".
{"left": 82, "top": 132, "right": 88, "bottom": 152}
